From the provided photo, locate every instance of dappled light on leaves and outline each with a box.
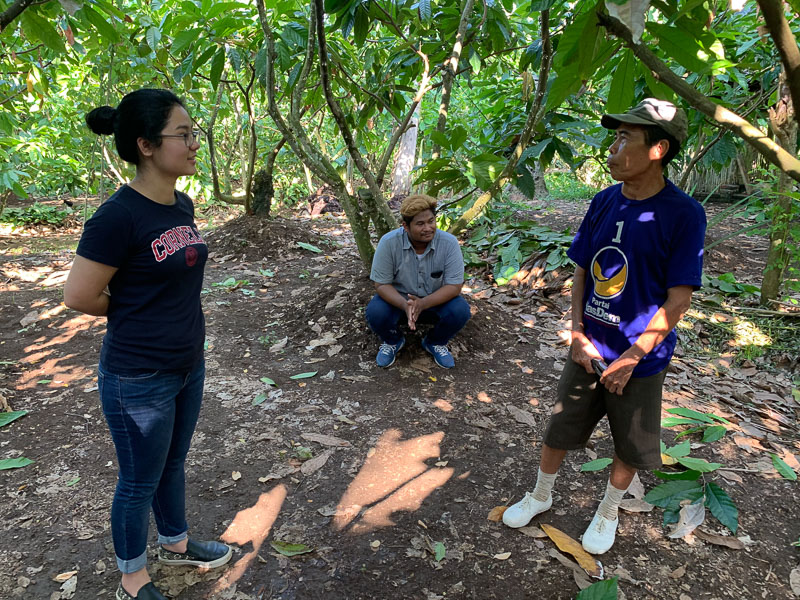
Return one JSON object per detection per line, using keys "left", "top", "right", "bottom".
{"left": 334, "top": 429, "right": 454, "bottom": 534}
{"left": 477, "top": 391, "right": 492, "bottom": 403}
{"left": 213, "top": 485, "right": 287, "bottom": 593}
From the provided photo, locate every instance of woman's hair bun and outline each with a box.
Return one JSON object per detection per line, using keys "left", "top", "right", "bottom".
{"left": 85, "top": 106, "right": 117, "bottom": 135}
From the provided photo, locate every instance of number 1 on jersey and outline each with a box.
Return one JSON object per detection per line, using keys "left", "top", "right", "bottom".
{"left": 612, "top": 220, "right": 624, "bottom": 243}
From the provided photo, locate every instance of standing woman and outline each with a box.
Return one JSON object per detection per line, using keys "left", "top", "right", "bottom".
{"left": 64, "top": 89, "right": 231, "bottom": 600}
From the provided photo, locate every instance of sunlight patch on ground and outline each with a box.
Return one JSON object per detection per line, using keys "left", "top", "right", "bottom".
{"left": 214, "top": 485, "right": 287, "bottom": 593}
{"left": 732, "top": 319, "right": 771, "bottom": 348}
{"left": 2, "top": 264, "right": 54, "bottom": 282}
{"left": 334, "top": 429, "right": 454, "bottom": 534}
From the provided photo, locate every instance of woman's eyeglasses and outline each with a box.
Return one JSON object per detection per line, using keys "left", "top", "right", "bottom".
{"left": 160, "top": 129, "right": 200, "bottom": 147}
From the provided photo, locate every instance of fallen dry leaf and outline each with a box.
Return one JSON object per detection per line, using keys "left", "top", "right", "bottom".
{"left": 670, "top": 564, "right": 686, "bottom": 579}
{"left": 300, "top": 449, "right": 333, "bottom": 475}
{"left": 231, "top": 471, "right": 242, "bottom": 481}
{"left": 717, "top": 470, "right": 744, "bottom": 484}
{"left": 269, "top": 337, "right": 288, "bottom": 352}
{"left": 627, "top": 473, "right": 645, "bottom": 499}
{"left": 693, "top": 528, "right": 745, "bottom": 550}
{"left": 53, "top": 571, "right": 78, "bottom": 583}
{"left": 301, "top": 432, "right": 351, "bottom": 447}
{"left": 619, "top": 498, "right": 655, "bottom": 513}
{"left": 789, "top": 567, "right": 800, "bottom": 596}
{"left": 493, "top": 552, "right": 511, "bottom": 560}
{"left": 507, "top": 404, "right": 537, "bottom": 426}
{"left": 573, "top": 568, "right": 593, "bottom": 590}
{"left": 667, "top": 502, "right": 705, "bottom": 539}
{"left": 518, "top": 525, "right": 547, "bottom": 538}
{"left": 487, "top": 506, "right": 507, "bottom": 522}
{"left": 541, "top": 524, "right": 603, "bottom": 578}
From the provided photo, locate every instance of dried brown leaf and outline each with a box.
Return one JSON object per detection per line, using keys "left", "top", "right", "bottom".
{"left": 789, "top": 567, "right": 800, "bottom": 595}
{"left": 507, "top": 404, "right": 537, "bottom": 426}
{"left": 618, "top": 498, "right": 655, "bottom": 513}
{"left": 541, "top": 524, "right": 603, "bottom": 578}
{"left": 693, "top": 528, "right": 745, "bottom": 550}
{"left": 301, "top": 449, "right": 333, "bottom": 475}
{"left": 518, "top": 525, "right": 547, "bottom": 538}
{"left": 487, "top": 506, "right": 507, "bottom": 522}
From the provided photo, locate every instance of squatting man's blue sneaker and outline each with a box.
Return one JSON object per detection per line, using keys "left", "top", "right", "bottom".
{"left": 376, "top": 337, "right": 405, "bottom": 367}
{"left": 421, "top": 337, "right": 455, "bottom": 369}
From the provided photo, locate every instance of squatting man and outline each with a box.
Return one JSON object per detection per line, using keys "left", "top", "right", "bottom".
{"left": 503, "top": 99, "right": 707, "bottom": 555}
{"left": 365, "top": 194, "right": 471, "bottom": 369}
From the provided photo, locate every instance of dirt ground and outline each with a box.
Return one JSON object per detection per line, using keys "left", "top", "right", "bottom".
{"left": 0, "top": 195, "right": 799, "bottom": 600}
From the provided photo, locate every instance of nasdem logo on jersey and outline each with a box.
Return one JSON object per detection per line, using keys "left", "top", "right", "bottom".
{"left": 590, "top": 246, "right": 628, "bottom": 299}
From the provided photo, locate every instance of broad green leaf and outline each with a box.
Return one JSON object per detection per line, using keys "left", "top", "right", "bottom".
{"left": 21, "top": 10, "right": 66, "bottom": 53}
{"left": 0, "top": 457, "right": 34, "bottom": 470}
{"left": 79, "top": 5, "right": 120, "bottom": 44}
{"left": 701, "top": 425, "right": 726, "bottom": 443}
{"left": 647, "top": 22, "right": 709, "bottom": 73}
{"left": 296, "top": 242, "right": 322, "bottom": 253}
{"left": 530, "top": 0, "right": 558, "bottom": 10}
{"left": 467, "top": 153, "right": 505, "bottom": 189}
{"left": 605, "top": 49, "right": 635, "bottom": 114}
{"left": 270, "top": 540, "right": 313, "bottom": 556}
{"left": 665, "top": 407, "right": 715, "bottom": 424}
{"left": 353, "top": 4, "right": 369, "bottom": 47}
{"left": 433, "top": 541, "right": 445, "bottom": 561}
{"left": 146, "top": 26, "right": 161, "bottom": 51}
{"left": 662, "top": 417, "right": 706, "bottom": 427}
{"left": 290, "top": 371, "right": 317, "bottom": 380}
{"left": 172, "top": 28, "right": 202, "bottom": 54}
{"left": 771, "top": 454, "right": 797, "bottom": 481}
{"left": 469, "top": 51, "right": 481, "bottom": 75}
{"left": 209, "top": 49, "right": 226, "bottom": 90}
{"left": 252, "top": 393, "right": 267, "bottom": 406}
{"left": 676, "top": 457, "right": 721, "bottom": 473}
{"left": 0, "top": 411, "right": 27, "bottom": 428}
{"left": 644, "top": 479, "right": 703, "bottom": 508}
{"left": 418, "top": 0, "right": 432, "bottom": 21}
{"left": 580, "top": 458, "right": 613, "bottom": 472}
{"left": 260, "top": 377, "right": 276, "bottom": 386}
{"left": 664, "top": 440, "right": 691, "bottom": 458}
{"left": 576, "top": 577, "right": 618, "bottom": 600}
{"left": 66, "top": 476, "right": 80, "bottom": 486}
{"left": 704, "top": 481, "right": 738, "bottom": 533}
{"left": 450, "top": 125, "right": 468, "bottom": 150}
{"left": 653, "top": 469, "right": 702, "bottom": 481}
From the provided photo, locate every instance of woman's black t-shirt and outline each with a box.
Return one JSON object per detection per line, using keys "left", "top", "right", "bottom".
{"left": 76, "top": 185, "right": 208, "bottom": 372}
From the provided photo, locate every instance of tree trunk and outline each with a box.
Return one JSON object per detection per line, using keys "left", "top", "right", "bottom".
{"left": 533, "top": 161, "right": 548, "bottom": 197}
{"left": 252, "top": 137, "right": 287, "bottom": 217}
{"left": 391, "top": 104, "right": 420, "bottom": 198}
{"left": 431, "top": 0, "right": 475, "bottom": 160}
{"left": 760, "top": 75, "right": 797, "bottom": 305}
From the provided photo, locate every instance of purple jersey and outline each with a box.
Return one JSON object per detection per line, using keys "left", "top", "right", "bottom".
{"left": 567, "top": 180, "right": 706, "bottom": 377}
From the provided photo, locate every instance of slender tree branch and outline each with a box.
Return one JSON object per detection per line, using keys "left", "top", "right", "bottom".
{"left": 449, "top": 9, "right": 553, "bottom": 235}
{"left": 597, "top": 10, "right": 800, "bottom": 185}
{"left": 756, "top": 0, "right": 800, "bottom": 117}
{"left": 377, "top": 99, "right": 420, "bottom": 187}
{"left": 432, "top": 0, "right": 475, "bottom": 160}
{"left": 313, "top": 0, "right": 397, "bottom": 231}
{"left": 0, "top": 0, "right": 35, "bottom": 33}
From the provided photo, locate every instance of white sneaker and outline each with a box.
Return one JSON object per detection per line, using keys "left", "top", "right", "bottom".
{"left": 502, "top": 492, "right": 553, "bottom": 528}
{"left": 581, "top": 511, "right": 618, "bottom": 554}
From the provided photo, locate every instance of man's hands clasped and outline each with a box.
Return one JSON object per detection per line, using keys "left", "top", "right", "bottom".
{"left": 405, "top": 294, "right": 426, "bottom": 330}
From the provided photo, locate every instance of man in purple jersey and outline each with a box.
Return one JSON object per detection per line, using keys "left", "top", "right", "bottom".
{"left": 503, "top": 99, "right": 706, "bottom": 554}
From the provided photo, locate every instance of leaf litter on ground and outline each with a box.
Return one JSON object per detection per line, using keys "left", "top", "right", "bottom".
{"left": 541, "top": 524, "right": 603, "bottom": 578}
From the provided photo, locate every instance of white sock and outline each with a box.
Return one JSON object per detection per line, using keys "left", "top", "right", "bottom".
{"left": 597, "top": 480, "right": 627, "bottom": 521}
{"left": 532, "top": 468, "right": 557, "bottom": 502}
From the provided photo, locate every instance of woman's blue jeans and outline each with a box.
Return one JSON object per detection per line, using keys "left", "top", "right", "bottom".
{"left": 365, "top": 293, "right": 471, "bottom": 345}
{"left": 98, "top": 360, "right": 205, "bottom": 574}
